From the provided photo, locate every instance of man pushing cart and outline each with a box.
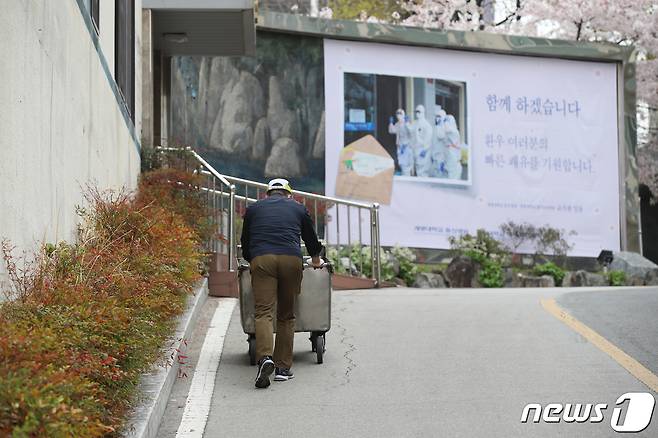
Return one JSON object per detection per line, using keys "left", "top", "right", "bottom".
{"left": 240, "top": 178, "right": 327, "bottom": 389}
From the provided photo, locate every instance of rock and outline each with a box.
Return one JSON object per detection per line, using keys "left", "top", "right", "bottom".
{"left": 265, "top": 138, "right": 302, "bottom": 177}
{"left": 201, "top": 57, "right": 240, "bottom": 142}
{"left": 445, "top": 255, "right": 479, "bottom": 288}
{"left": 519, "top": 274, "right": 555, "bottom": 288}
{"left": 311, "top": 111, "right": 325, "bottom": 159}
{"left": 339, "top": 257, "right": 358, "bottom": 276}
{"left": 563, "top": 270, "right": 607, "bottom": 287}
{"left": 267, "top": 76, "right": 300, "bottom": 141}
{"left": 252, "top": 118, "right": 271, "bottom": 160}
{"left": 644, "top": 270, "right": 658, "bottom": 286}
{"left": 303, "top": 66, "right": 324, "bottom": 151}
{"left": 609, "top": 251, "right": 658, "bottom": 280}
{"left": 627, "top": 274, "right": 645, "bottom": 286}
{"left": 392, "top": 277, "right": 407, "bottom": 287}
{"left": 210, "top": 71, "right": 263, "bottom": 153}
{"left": 503, "top": 269, "right": 523, "bottom": 288}
{"left": 412, "top": 272, "right": 446, "bottom": 289}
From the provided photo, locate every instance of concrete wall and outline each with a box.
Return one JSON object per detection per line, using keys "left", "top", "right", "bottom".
{"left": 0, "top": 0, "right": 142, "bottom": 292}
{"left": 99, "top": 0, "right": 116, "bottom": 74}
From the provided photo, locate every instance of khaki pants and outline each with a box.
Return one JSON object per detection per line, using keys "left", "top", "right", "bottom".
{"left": 251, "top": 254, "right": 303, "bottom": 369}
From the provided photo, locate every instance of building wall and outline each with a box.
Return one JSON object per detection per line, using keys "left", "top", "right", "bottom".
{"left": 0, "top": 0, "right": 142, "bottom": 291}
{"left": 99, "top": 0, "right": 116, "bottom": 74}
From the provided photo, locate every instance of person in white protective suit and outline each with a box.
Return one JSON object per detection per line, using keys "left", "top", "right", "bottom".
{"left": 442, "top": 113, "right": 463, "bottom": 180}
{"left": 388, "top": 109, "right": 414, "bottom": 176}
{"left": 431, "top": 107, "right": 448, "bottom": 178}
{"left": 412, "top": 105, "right": 433, "bottom": 177}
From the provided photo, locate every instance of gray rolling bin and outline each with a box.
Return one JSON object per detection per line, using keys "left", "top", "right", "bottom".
{"left": 238, "top": 259, "right": 332, "bottom": 365}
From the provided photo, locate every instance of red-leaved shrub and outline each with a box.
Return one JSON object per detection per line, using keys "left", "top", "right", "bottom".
{"left": 0, "top": 170, "right": 208, "bottom": 436}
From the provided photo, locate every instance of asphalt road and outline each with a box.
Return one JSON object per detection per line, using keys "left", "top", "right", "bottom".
{"left": 159, "top": 287, "right": 658, "bottom": 438}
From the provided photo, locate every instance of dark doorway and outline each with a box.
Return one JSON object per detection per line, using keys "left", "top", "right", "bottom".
{"left": 376, "top": 75, "right": 406, "bottom": 170}
{"left": 640, "top": 184, "right": 658, "bottom": 263}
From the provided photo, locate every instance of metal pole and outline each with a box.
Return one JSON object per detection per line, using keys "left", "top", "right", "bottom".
{"left": 347, "top": 205, "right": 352, "bottom": 248}
{"left": 373, "top": 203, "right": 381, "bottom": 287}
{"left": 206, "top": 173, "right": 211, "bottom": 253}
{"left": 336, "top": 204, "right": 340, "bottom": 249}
{"left": 370, "top": 207, "right": 375, "bottom": 281}
{"left": 325, "top": 205, "right": 330, "bottom": 247}
{"left": 314, "top": 199, "right": 319, "bottom": 236}
{"left": 228, "top": 185, "right": 236, "bottom": 271}
{"left": 220, "top": 183, "right": 224, "bottom": 254}
{"left": 212, "top": 177, "right": 217, "bottom": 253}
{"left": 358, "top": 207, "right": 363, "bottom": 275}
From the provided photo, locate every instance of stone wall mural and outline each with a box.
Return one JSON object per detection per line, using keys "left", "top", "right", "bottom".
{"left": 170, "top": 32, "right": 325, "bottom": 193}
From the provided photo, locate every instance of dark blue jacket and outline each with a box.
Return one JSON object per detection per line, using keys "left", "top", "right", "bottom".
{"left": 240, "top": 194, "right": 323, "bottom": 262}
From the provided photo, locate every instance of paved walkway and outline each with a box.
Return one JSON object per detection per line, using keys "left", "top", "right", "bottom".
{"left": 158, "top": 287, "right": 658, "bottom": 437}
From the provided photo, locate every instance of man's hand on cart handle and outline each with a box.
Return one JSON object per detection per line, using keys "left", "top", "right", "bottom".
{"left": 311, "top": 256, "right": 323, "bottom": 269}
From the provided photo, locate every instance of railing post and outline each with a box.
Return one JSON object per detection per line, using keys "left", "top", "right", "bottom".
{"left": 228, "top": 184, "right": 236, "bottom": 271}
{"left": 373, "top": 203, "right": 381, "bottom": 287}
{"left": 370, "top": 206, "right": 376, "bottom": 283}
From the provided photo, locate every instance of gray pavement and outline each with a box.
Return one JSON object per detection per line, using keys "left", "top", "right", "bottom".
{"left": 159, "top": 287, "right": 658, "bottom": 437}
{"left": 557, "top": 287, "right": 658, "bottom": 378}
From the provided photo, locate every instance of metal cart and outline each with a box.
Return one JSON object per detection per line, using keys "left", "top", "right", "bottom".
{"left": 238, "top": 259, "right": 332, "bottom": 365}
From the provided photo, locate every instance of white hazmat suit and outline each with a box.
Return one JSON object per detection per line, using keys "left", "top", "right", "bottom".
{"left": 431, "top": 108, "right": 448, "bottom": 177}
{"left": 441, "top": 114, "right": 463, "bottom": 179}
{"left": 388, "top": 109, "right": 414, "bottom": 176}
{"left": 412, "top": 105, "right": 433, "bottom": 177}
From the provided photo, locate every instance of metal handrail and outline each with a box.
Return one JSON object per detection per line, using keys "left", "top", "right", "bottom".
{"left": 156, "top": 146, "right": 237, "bottom": 271}
{"left": 155, "top": 146, "right": 382, "bottom": 286}
{"left": 218, "top": 172, "right": 374, "bottom": 208}
{"left": 157, "top": 146, "right": 232, "bottom": 187}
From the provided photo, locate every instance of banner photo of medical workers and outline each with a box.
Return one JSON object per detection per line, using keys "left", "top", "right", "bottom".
{"left": 343, "top": 72, "right": 470, "bottom": 185}
{"left": 324, "top": 39, "right": 621, "bottom": 256}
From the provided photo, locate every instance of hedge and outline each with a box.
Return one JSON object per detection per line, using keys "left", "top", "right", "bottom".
{"left": 0, "top": 169, "right": 208, "bottom": 437}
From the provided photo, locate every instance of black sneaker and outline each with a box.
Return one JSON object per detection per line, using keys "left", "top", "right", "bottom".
{"left": 274, "top": 367, "right": 295, "bottom": 381}
{"left": 255, "top": 356, "right": 274, "bottom": 388}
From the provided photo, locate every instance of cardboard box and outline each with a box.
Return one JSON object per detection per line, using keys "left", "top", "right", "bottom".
{"left": 335, "top": 135, "right": 395, "bottom": 205}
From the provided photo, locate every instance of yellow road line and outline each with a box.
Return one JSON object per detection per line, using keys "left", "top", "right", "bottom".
{"left": 541, "top": 298, "right": 658, "bottom": 393}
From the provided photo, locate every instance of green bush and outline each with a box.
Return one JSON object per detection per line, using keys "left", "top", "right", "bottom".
{"left": 389, "top": 246, "right": 418, "bottom": 286}
{"left": 326, "top": 245, "right": 417, "bottom": 285}
{"left": 534, "top": 262, "right": 566, "bottom": 286}
{"left": 478, "top": 259, "right": 504, "bottom": 288}
{"left": 449, "top": 229, "right": 509, "bottom": 263}
{"left": 326, "top": 245, "right": 391, "bottom": 279}
{"left": 448, "top": 231, "right": 505, "bottom": 288}
{"left": 608, "top": 270, "right": 626, "bottom": 286}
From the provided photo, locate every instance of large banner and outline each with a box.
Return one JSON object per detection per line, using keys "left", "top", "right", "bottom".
{"left": 324, "top": 39, "right": 620, "bottom": 256}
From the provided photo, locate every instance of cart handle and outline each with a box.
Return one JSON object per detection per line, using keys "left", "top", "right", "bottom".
{"left": 303, "top": 261, "right": 333, "bottom": 273}
{"left": 237, "top": 258, "right": 333, "bottom": 273}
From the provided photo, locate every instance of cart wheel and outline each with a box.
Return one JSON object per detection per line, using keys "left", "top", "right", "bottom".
{"left": 247, "top": 335, "right": 256, "bottom": 366}
{"left": 314, "top": 334, "right": 325, "bottom": 364}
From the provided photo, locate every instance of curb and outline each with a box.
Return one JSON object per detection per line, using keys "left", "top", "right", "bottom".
{"left": 124, "top": 278, "right": 209, "bottom": 438}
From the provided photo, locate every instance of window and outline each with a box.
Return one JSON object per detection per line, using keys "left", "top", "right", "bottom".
{"left": 91, "top": 0, "right": 100, "bottom": 33}
{"left": 84, "top": 0, "right": 100, "bottom": 33}
{"left": 115, "top": 0, "right": 135, "bottom": 121}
